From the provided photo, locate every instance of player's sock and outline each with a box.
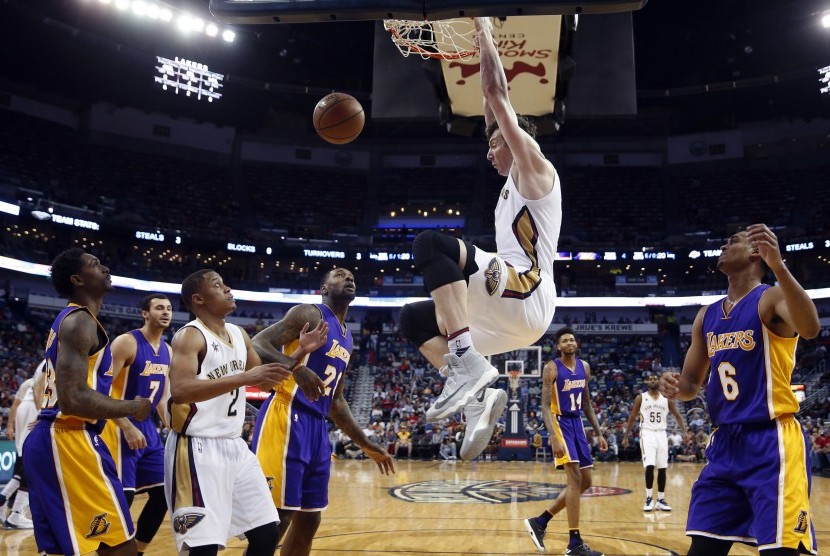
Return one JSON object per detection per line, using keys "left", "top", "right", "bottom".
{"left": 447, "top": 328, "right": 472, "bottom": 357}
{"left": 658, "top": 491, "right": 665, "bottom": 500}
{"left": 568, "top": 528, "right": 582, "bottom": 548}
{"left": 536, "top": 508, "right": 554, "bottom": 526}
{"left": 10, "top": 490, "right": 27, "bottom": 514}
{"left": 646, "top": 488, "right": 653, "bottom": 498}
{"left": 0, "top": 477, "right": 19, "bottom": 500}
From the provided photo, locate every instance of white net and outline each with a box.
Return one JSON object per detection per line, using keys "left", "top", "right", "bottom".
{"left": 383, "top": 18, "right": 479, "bottom": 60}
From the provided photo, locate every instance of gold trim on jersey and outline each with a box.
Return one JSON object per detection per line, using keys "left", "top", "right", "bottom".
{"left": 169, "top": 401, "right": 198, "bottom": 435}
{"left": 761, "top": 326, "right": 800, "bottom": 419}
{"left": 502, "top": 207, "right": 542, "bottom": 299}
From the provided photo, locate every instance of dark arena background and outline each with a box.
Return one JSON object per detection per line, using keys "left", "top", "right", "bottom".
{"left": 0, "top": 0, "right": 829, "bottom": 554}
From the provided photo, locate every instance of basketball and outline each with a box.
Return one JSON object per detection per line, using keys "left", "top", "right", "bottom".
{"left": 312, "top": 92, "right": 364, "bottom": 145}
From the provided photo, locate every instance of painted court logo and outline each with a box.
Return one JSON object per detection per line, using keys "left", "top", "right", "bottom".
{"left": 389, "top": 480, "right": 629, "bottom": 504}
{"left": 85, "top": 513, "right": 111, "bottom": 539}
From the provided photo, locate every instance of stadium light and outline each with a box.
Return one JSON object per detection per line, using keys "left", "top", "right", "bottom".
{"left": 132, "top": 1, "right": 147, "bottom": 16}
{"left": 205, "top": 23, "right": 218, "bottom": 37}
{"left": 222, "top": 29, "right": 235, "bottom": 42}
{"left": 159, "top": 6, "right": 173, "bottom": 21}
{"left": 822, "top": 13, "right": 830, "bottom": 28}
{"left": 115, "top": 0, "right": 129, "bottom": 10}
{"left": 177, "top": 14, "right": 192, "bottom": 32}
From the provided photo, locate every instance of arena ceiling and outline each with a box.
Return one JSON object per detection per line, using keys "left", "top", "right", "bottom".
{"left": 0, "top": 0, "right": 828, "bottom": 138}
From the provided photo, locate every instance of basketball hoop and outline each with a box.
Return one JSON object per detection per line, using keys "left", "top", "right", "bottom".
{"left": 507, "top": 369, "right": 522, "bottom": 393}
{"left": 383, "top": 18, "right": 479, "bottom": 60}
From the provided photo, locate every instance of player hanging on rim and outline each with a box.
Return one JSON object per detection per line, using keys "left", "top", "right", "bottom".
{"left": 621, "top": 370, "right": 688, "bottom": 513}
{"left": 101, "top": 294, "right": 174, "bottom": 555}
{"left": 398, "top": 16, "right": 561, "bottom": 461}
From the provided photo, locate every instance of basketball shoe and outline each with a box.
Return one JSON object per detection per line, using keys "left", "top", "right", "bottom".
{"left": 523, "top": 517, "right": 546, "bottom": 553}
{"left": 459, "top": 388, "right": 507, "bottom": 461}
{"left": 565, "top": 543, "right": 604, "bottom": 556}
{"left": 643, "top": 496, "right": 654, "bottom": 511}
{"left": 656, "top": 498, "right": 672, "bottom": 511}
{"left": 4, "top": 510, "right": 33, "bottom": 529}
{"left": 425, "top": 348, "right": 499, "bottom": 422}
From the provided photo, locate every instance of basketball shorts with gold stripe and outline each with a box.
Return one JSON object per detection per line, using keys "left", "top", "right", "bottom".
{"left": 251, "top": 397, "right": 331, "bottom": 511}
{"left": 553, "top": 414, "right": 594, "bottom": 469}
{"left": 101, "top": 417, "right": 165, "bottom": 492}
{"left": 686, "top": 416, "right": 817, "bottom": 554}
{"left": 23, "top": 420, "right": 134, "bottom": 555}
{"left": 164, "top": 431, "right": 278, "bottom": 552}
{"left": 466, "top": 246, "right": 556, "bottom": 357}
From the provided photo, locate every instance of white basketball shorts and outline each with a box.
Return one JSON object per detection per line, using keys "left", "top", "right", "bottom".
{"left": 467, "top": 246, "right": 556, "bottom": 357}
{"left": 164, "top": 432, "right": 279, "bottom": 551}
{"left": 640, "top": 428, "right": 669, "bottom": 469}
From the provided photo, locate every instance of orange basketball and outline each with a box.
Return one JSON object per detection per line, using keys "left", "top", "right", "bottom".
{"left": 312, "top": 92, "right": 365, "bottom": 145}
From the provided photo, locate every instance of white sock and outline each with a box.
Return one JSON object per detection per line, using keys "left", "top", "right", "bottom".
{"left": 1, "top": 477, "right": 19, "bottom": 499}
{"left": 658, "top": 491, "right": 665, "bottom": 500}
{"left": 646, "top": 488, "right": 653, "bottom": 498}
{"left": 447, "top": 328, "right": 472, "bottom": 355}
{"left": 11, "top": 490, "right": 28, "bottom": 513}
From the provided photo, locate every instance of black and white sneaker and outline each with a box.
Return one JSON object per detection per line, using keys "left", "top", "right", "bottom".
{"left": 523, "top": 518, "right": 546, "bottom": 553}
{"left": 565, "top": 542, "right": 604, "bottom": 556}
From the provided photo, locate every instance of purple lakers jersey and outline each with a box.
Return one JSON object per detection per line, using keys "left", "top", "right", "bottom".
{"left": 271, "top": 304, "right": 352, "bottom": 418}
{"left": 110, "top": 330, "right": 169, "bottom": 417}
{"left": 550, "top": 358, "right": 588, "bottom": 417}
{"left": 41, "top": 304, "right": 113, "bottom": 432}
{"left": 702, "top": 284, "right": 800, "bottom": 425}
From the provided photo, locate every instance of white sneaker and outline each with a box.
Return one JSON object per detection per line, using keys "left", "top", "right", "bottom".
{"left": 425, "top": 348, "right": 499, "bottom": 423}
{"left": 643, "top": 496, "right": 654, "bottom": 512}
{"left": 459, "top": 388, "right": 508, "bottom": 461}
{"left": 5, "top": 510, "right": 33, "bottom": 529}
{"left": 656, "top": 499, "right": 672, "bottom": 511}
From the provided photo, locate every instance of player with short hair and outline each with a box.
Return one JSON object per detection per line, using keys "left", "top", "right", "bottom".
{"left": 24, "top": 248, "right": 153, "bottom": 556}
{"left": 398, "top": 16, "right": 560, "bottom": 461}
{"left": 621, "top": 371, "right": 687, "bottom": 512}
{"left": 251, "top": 268, "right": 394, "bottom": 556}
{"left": 165, "top": 269, "right": 300, "bottom": 556}
{"left": 101, "top": 293, "right": 173, "bottom": 555}
{"left": 661, "top": 224, "right": 819, "bottom": 556}
{"left": 524, "top": 327, "right": 607, "bottom": 556}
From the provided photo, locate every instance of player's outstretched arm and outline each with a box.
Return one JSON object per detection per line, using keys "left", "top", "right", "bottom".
{"left": 169, "top": 326, "right": 288, "bottom": 404}
{"left": 748, "top": 224, "right": 820, "bottom": 339}
{"left": 56, "top": 311, "right": 150, "bottom": 420}
{"left": 660, "top": 307, "right": 709, "bottom": 402}
{"left": 329, "top": 370, "right": 394, "bottom": 475}
{"left": 474, "top": 17, "right": 554, "bottom": 200}
{"left": 252, "top": 304, "right": 327, "bottom": 401}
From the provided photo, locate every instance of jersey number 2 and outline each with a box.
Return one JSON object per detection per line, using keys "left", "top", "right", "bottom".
{"left": 228, "top": 388, "right": 240, "bottom": 416}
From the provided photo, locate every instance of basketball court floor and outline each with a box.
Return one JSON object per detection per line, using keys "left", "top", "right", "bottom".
{"left": 4, "top": 459, "right": 828, "bottom": 555}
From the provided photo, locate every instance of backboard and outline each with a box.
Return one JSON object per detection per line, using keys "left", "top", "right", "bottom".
{"left": 209, "top": 0, "right": 648, "bottom": 24}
